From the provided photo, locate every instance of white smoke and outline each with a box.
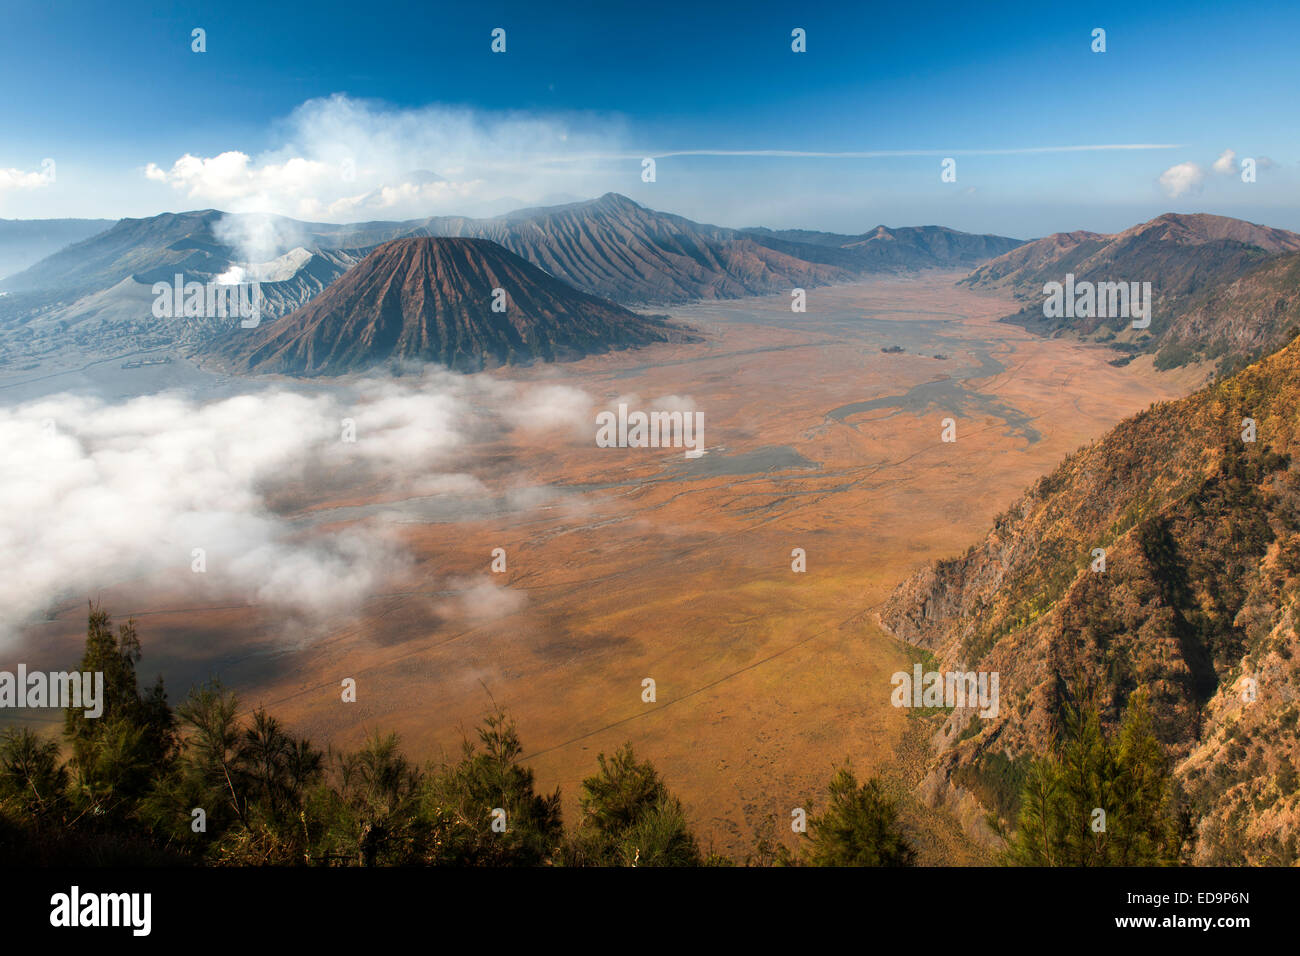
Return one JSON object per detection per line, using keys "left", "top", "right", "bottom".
{"left": 212, "top": 212, "right": 311, "bottom": 268}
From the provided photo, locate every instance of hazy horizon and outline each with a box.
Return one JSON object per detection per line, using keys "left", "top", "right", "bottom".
{"left": 7, "top": 191, "right": 1300, "bottom": 248}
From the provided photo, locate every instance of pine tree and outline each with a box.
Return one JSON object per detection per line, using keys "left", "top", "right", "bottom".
{"left": 335, "top": 731, "right": 423, "bottom": 866}
{"left": 0, "top": 728, "right": 68, "bottom": 822}
{"left": 63, "top": 602, "right": 174, "bottom": 817}
{"left": 423, "top": 710, "right": 563, "bottom": 866}
{"left": 1009, "top": 691, "right": 1181, "bottom": 865}
{"left": 567, "top": 742, "right": 702, "bottom": 866}
{"left": 1011, "top": 757, "right": 1062, "bottom": 867}
{"left": 139, "top": 681, "right": 244, "bottom": 852}
{"left": 802, "top": 765, "right": 916, "bottom": 867}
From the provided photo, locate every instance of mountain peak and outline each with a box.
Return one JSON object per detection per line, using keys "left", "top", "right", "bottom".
{"left": 591, "top": 192, "right": 642, "bottom": 211}
{"left": 210, "top": 235, "right": 686, "bottom": 375}
{"left": 1121, "top": 212, "right": 1300, "bottom": 251}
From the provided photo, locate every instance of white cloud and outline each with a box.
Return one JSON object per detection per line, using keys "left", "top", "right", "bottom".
{"left": 144, "top": 152, "right": 341, "bottom": 205}
{"left": 0, "top": 373, "right": 593, "bottom": 646}
{"left": 500, "top": 383, "right": 593, "bottom": 434}
{"left": 0, "top": 163, "right": 54, "bottom": 191}
{"left": 1158, "top": 161, "right": 1206, "bottom": 198}
{"left": 143, "top": 94, "right": 631, "bottom": 222}
{"left": 1212, "top": 149, "right": 1237, "bottom": 175}
{"left": 608, "top": 393, "right": 699, "bottom": 415}
{"left": 443, "top": 576, "right": 527, "bottom": 624}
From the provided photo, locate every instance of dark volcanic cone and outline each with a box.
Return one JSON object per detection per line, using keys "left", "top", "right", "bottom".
{"left": 213, "top": 236, "right": 692, "bottom": 375}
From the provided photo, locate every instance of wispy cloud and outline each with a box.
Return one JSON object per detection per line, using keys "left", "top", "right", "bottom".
{"left": 633, "top": 144, "right": 1187, "bottom": 159}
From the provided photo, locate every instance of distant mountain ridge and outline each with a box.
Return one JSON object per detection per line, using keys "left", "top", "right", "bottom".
{"left": 962, "top": 212, "right": 1300, "bottom": 372}
{"left": 0, "top": 210, "right": 381, "bottom": 301}
{"left": 404, "top": 193, "right": 855, "bottom": 305}
{"left": 0, "top": 193, "right": 1028, "bottom": 374}
{"left": 0, "top": 218, "right": 113, "bottom": 281}
{"left": 210, "top": 237, "right": 690, "bottom": 375}
{"left": 743, "top": 223, "right": 1023, "bottom": 272}
{"left": 1, "top": 193, "right": 1026, "bottom": 309}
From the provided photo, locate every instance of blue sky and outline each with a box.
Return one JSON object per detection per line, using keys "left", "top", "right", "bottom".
{"left": 2, "top": 0, "right": 1297, "bottom": 237}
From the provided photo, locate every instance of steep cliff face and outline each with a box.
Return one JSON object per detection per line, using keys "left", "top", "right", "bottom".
{"left": 1157, "top": 251, "right": 1300, "bottom": 375}
{"left": 882, "top": 336, "right": 1300, "bottom": 863}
